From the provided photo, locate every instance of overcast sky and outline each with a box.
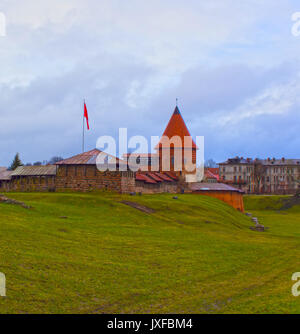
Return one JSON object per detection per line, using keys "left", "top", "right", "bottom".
{"left": 0, "top": 0, "right": 300, "bottom": 166}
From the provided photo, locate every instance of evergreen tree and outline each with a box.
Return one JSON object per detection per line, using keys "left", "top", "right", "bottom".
{"left": 8, "top": 153, "right": 23, "bottom": 171}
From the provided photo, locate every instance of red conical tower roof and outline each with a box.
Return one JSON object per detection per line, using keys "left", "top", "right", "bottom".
{"left": 156, "top": 106, "right": 197, "bottom": 149}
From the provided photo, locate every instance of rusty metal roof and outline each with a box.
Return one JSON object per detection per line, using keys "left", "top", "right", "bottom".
{"left": 56, "top": 148, "right": 128, "bottom": 166}
{"left": 190, "top": 182, "right": 244, "bottom": 193}
{"left": 0, "top": 167, "right": 12, "bottom": 180}
{"left": 11, "top": 165, "right": 57, "bottom": 176}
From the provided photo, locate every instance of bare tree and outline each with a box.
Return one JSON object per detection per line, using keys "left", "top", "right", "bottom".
{"left": 205, "top": 159, "right": 217, "bottom": 168}
{"left": 48, "top": 156, "right": 63, "bottom": 165}
{"left": 296, "top": 179, "right": 300, "bottom": 197}
{"left": 253, "top": 160, "right": 267, "bottom": 194}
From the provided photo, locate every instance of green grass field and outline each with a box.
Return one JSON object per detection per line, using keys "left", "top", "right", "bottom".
{"left": 0, "top": 192, "right": 300, "bottom": 314}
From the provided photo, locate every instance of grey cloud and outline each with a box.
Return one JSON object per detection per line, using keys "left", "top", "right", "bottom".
{"left": 0, "top": 0, "right": 300, "bottom": 166}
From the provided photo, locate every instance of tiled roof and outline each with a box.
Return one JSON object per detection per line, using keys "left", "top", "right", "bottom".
{"left": 136, "top": 172, "right": 178, "bottom": 184}
{"left": 164, "top": 172, "right": 179, "bottom": 181}
{"left": 0, "top": 167, "right": 12, "bottom": 180}
{"left": 207, "top": 168, "right": 219, "bottom": 174}
{"left": 11, "top": 165, "right": 57, "bottom": 176}
{"left": 153, "top": 172, "right": 174, "bottom": 182}
{"left": 146, "top": 172, "right": 163, "bottom": 182}
{"left": 156, "top": 106, "right": 197, "bottom": 149}
{"left": 190, "top": 182, "right": 244, "bottom": 193}
{"left": 56, "top": 149, "right": 128, "bottom": 166}
{"left": 204, "top": 168, "right": 219, "bottom": 181}
{"left": 136, "top": 173, "right": 157, "bottom": 184}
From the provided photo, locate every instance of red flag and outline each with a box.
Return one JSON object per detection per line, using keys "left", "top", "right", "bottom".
{"left": 84, "top": 102, "right": 90, "bottom": 130}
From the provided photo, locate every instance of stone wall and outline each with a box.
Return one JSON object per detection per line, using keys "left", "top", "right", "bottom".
{"left": 55, "top": 165, "right": 136, "bottom": 193}
{"left": 3, "top": 176, "right": 56, "bottom": 192}
{"left": 0, "top": 165, "right": 181, "bottom": 194}
{"left": 135, "top": 180, "right": 178, "bottom": 194}
{"left": 0, "top": 180, "right": 11, "bottom": 192}
{"left": 121, "top": 171, "right": 136, "bottom": 193}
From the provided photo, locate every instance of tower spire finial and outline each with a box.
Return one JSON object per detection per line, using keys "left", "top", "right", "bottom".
{"left": 176, "top": 98, "right": 178, "bottom": 107}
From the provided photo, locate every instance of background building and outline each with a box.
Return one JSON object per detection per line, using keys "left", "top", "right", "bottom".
{"left": 219, "top": 157, "right": 300, "bottom": 194}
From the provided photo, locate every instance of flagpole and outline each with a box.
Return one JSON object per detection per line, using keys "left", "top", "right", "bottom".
{"left": 82, "top": 99, "right": 85, "bottom": 153}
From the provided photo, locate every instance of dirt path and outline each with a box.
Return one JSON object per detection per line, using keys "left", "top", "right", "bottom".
{"left": 121, "top": 201, "right": 155, "bottom": 214}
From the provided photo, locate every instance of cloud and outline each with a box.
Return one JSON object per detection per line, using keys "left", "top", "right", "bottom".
{"left": 219, "top": 76, "right": 300, "bottom": 125}
{"left": 0, "top": 0, "right": 299, "bottom": 165}
{"left": 144, "top": 61, "right": 300, "bottom": 161}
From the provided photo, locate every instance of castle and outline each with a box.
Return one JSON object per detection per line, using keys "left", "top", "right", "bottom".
{"left": 0, "top": 106, "right": 245, "bottom": 211}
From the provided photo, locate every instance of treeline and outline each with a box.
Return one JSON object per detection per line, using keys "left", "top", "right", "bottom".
{"left": 8, "top": 153, "right": 63, "bottom": 171}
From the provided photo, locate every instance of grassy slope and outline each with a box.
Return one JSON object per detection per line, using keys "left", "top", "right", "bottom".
{"left": 0, "top": 192, "right": 299, "bottom": 314}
